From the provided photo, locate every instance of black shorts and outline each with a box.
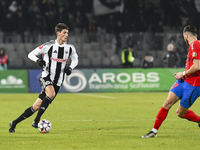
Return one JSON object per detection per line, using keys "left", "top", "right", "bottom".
{"left": 38, "top": 76, "right": 60, "bottom": 102}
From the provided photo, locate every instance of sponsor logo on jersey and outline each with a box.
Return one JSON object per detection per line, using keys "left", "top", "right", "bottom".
{"left": 51, "top": 57, "right": 67, "bottom": 62}
{"left": 53, "top": 50, "right": 57, "bottom": 53}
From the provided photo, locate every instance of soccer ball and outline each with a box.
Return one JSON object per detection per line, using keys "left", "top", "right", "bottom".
{"left": 38, "top": 119, "right": 52, "bottom": 133}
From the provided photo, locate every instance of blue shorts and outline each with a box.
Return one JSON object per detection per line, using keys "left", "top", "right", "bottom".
{"left": 170, "top": 79, "right": 200, "bottom": 108}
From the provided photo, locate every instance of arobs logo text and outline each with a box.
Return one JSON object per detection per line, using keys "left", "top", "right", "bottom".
{"left": 62, "top": 70, "right": 160, "bottom": 92}
{"left": 88, "top": 72, "right": 160, "bottom": 90}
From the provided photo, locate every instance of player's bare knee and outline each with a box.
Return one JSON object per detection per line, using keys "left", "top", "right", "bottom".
{"left": 176, "top": 109, "right": 185, "bottom": 118}
{"left": 47, "top": 92, "right": 55, "bottom": 99}
{"left": 32, "top": 98, "right": 42, "bottom": 111}
{"left": 32, "top": 104, "right": 40, "bottom": 111}
{"left": 177, "top": 113, "right": 185, "bottom": 118}
{"left": 176, "top": 111, "right": 181, "bottom": 117}
{"left": 45, "top": 89, "right": 55, "bottom": 99}
{"left": 163, "top": 101, "right": 173, "bottom": 109}
{"left": 45, "top": 86, "right": 56, "bottom": 99}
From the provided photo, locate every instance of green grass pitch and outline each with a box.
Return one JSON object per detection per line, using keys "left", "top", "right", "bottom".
{"left": 1, "top": 92, "right": 200, "bottom": 150}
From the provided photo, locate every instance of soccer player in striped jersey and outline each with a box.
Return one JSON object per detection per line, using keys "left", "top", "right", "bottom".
{"left": 142, "top": 25, "right": 200, "bottom": 138}
{"left": 9, "top": 23, "right": 78, "bottom": 133}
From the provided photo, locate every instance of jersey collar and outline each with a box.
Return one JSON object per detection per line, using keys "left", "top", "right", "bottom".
{"left": 55, "top": 40, "right": 67, "bottom": 47}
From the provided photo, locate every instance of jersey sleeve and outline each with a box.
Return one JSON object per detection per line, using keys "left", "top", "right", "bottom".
{"left": 28, "top": 44, "right": 49, "bottom": 62}
{"left": 191, "top": 41, "right": 200, "bottom": 60}
{"left": 69, "top": 45, "right": 78, "bottom": 69}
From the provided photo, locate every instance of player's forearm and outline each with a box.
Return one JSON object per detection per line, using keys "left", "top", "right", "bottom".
{"left": 184, "top": 65, "right": 199, "bottom": 76}
{"left": 69, "top": 53, "right": 78, "bottom": 69}
{"left": 184, "top": 60, "right": 200, "bottom": 76}
{"left": 28, "top": 51, "right": 39, "bottom": 62}
{"left": 69, "top": 59, "right": 78, "bottom": 69}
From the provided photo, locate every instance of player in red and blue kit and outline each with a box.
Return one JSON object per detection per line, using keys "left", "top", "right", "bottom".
{"left": 142, "top": 25, "right": 200, "bottom": 138}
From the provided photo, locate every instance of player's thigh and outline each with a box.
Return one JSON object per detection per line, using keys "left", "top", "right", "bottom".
{"left": 32, "top": 98, "right": 42, "bottom": 111}
{"left": 163, "top": 91, "right": 179, "bottom": 109}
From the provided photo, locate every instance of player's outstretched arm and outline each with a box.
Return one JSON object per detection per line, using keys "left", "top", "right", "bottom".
{"left": 174, "top": 59, "right": 200, "bottom": 80}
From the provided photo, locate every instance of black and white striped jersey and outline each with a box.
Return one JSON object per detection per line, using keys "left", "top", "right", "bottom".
{"left": 28, "top": 40, "right": 78, "bottom": 86}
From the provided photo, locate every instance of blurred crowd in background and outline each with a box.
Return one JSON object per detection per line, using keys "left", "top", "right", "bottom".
{"left": 1, "top": 0, "right": 200, "bottom": 38}
{"left": 0, "top": 0, "right": 200, "bottom": 69}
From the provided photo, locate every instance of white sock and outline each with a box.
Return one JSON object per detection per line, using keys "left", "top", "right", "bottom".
{"left": 152, "top": 128, "right": 158, "bottom": 133}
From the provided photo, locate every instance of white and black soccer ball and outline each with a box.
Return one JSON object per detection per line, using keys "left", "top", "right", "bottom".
{"left": 38, "top": 119, "right": 52, "bottom": 133}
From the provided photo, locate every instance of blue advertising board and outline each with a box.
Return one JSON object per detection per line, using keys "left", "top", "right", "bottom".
{"left": 29, "top": 70, "right": 42, "bottom": 93}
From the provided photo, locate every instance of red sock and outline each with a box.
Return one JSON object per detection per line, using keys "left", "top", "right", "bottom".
{"left": 153, "top": 106, "right": 169, "bottom": 130}
{"left": 182, "top": 110, "right": 200, "bottom": 122}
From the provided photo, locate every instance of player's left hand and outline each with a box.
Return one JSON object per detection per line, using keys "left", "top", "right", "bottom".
{"left": 173, "top": 72, "right": 184, "bottom": 80}
{"left": 37, "top": 59, "right": 46, "bottom": 67}
{"left": 65, "top": 67, "right": 72, "bottom": 75}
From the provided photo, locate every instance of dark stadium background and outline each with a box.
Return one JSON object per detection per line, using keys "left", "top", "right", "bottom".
{"left": 0, "top": 0, "right": 199, "bottom": 69}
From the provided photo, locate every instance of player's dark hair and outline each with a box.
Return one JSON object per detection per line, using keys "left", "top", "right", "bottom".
{"left": 55, "top": 23, "right": 69, "bottom": 33}
{"left": 183, "top": 25, "right": 197, "bottom": 36}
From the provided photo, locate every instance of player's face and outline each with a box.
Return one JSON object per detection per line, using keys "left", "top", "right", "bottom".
{"left": 61, "top": 29, "right": 69, "bottom": 42}
{"left": 58, "top": 29, "right": 69, "bottom": 42}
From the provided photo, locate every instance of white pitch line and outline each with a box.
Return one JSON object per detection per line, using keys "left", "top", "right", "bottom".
{"left": 62, "top": 119, "right": 179, "bottom": 122}
{"left": 62, "top": 120, "right": 133, "bottom": 122}
{"left": 75, "top": 93, "right": 116, "bottom": 99}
